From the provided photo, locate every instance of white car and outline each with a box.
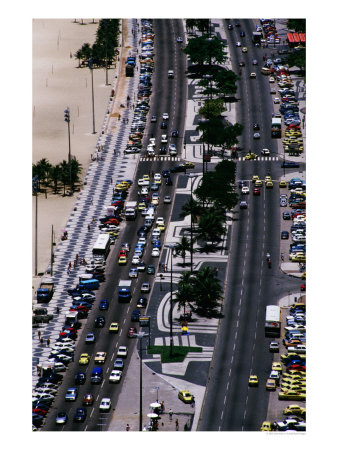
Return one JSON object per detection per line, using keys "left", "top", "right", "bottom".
{"left": 140, "top": 187, "right": 149, "bottom": 195}
{"left": 253, "top": 132, "right": 260, "bottom": 139}
{"left": 99, "top": 398, "right": 111, "bottom": 412}
{"left": 147, "top": 148, "right": 155, "bottom": 157}
{"left": 261, "top": 148, "right": 270, "bottom": 156}
{"left": 151, "top": 248, "right": 160, "bottom": 257}
{"left": 177, "top": 37, "right": 183, "bottom": 43}
{"left": 162, "top": 113, "right": 169, "bottom": 120}
{"left": 151, "top": 194, "right": 159, "bottom": 205}
{"left": 241, "top": 186, "right": 249, "bottom": 194}
{"left": 149, "top": 138, "right": 156, "bottom": 146}
{"left": 164, "top": 195, "right": 171, "bottom": 204}
{"left": 169, "top": 144, "right": 177, "bottom": 155}
{"left": 109, "top": 370, "right": 122, "bottom": 383}
{"left": 138, "top": 178, "right": 150, "bottom": 186}
{"left": 137, "top": 237, "right": 147, "bottom": 245}
{"left": 269, "top": 76, "right": 275, "bottom": 83}
{"left": 156, "top": 217, "right": 165, "bottom": 225}
{"left": 141, "top": 282, "right": 150, "bottom": 293}
{"left": 161, "top": 134, "right": 168, "bottom": 144}
{"left": 250, "top": 72, "right": 256, "bottom": 78}
{"left": 273, "top": 97, "right": 280, "bottom": 104}
{"left": 132, "top": 255, "right": 141, "bottom": 265}
{"left": 117, "top": 346, "right": 128, "bottom": 358}
{"left": 94, "top": 351, "right": 107, "bottom": 364}
{"left": 236, "top": 41, "right": 242, "bottom": 47}
{"left": 152, "top": 228, "right": 161, "bottom": 237}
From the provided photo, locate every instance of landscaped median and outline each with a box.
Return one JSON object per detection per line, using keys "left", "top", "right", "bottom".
{"left": 147, "top": 345, "right": 202, "bottom": 363}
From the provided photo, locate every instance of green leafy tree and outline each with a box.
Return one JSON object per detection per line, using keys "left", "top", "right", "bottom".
{"left": 286, "top": 48, "right": 306, "bottom": 74}
{"left": 191, "top": 266, "right": 222, "bottom": 315}
{"left": 49, "top": 164, "right": 62, "bottom": 194}
{"left": 197, "top": 208, "right": 225, "bottom": 249}
{"left": 287, "top": 19, "right": 306, "bottom": 33}
{"left": 179, "top": 197, "right": 203, "bottom": 223}
{"left": 184, "top": 35, "right": 227, "bottom": 66}
{"left": 198, "top": 98, "right": 225, "bottom": 119}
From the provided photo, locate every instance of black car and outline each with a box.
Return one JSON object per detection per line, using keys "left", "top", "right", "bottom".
{"left": 32, "top": 413, "right": 44, "bottom": 428}
{"left": 160, "top": 121, "right": 167, "bottom": 129}
{"left": 166, "top": 177, "right": 173, "bottom": 186}
{"left": 239, "top": 61, "right": 245, "bottom": 67}
{"left": 253, "top": 123, "right": 260, "bottom": 130}
{"left": 73, "top": 408, "right": 87, "bottom": 422}
{"left": 281, "top": 231, "right": 289, "bottom": 239}
{"left": 170, "top": 165, "right": 186, "bottom": 173}
{"left": 137, "top": 226, "right": 149, "bottom": 236}
{"left": 235, "top": 21, "right": 240, "bottom": 27}
{"left": 171, "top": 130, "right": 179, "bottom": 137}
{"left": 240, "top": 31, "right": 245, "bottom": 37}
{"left": 228, "top": 24, "right": 233, "bottom": 30}
{"left": 159, "top": 145, "right": 167, "bottom": 155}
{"left": 131, "top": 309, "right": 141, "bottom": 321}
{"left": 74, "top": 371, "right": 86, "bottom": 385}
{"left": 94, "top": 316, "right": 105, "bottom": 328}
{"left": 162, "top": 169, "right": 170, "bottom": 178}
{"left": 281, "top": 161, "right": 300, "bottom": 168}
{"left": 282, "top": 212, "right": 291, "bottom": 220}
{"left": 136, "top": 297, "right": 148, "bottom": 308}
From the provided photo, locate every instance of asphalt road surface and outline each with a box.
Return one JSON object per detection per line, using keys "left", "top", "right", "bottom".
{"left": 43, "top": 19, "right": 187, "bottom": 431}
{"left": 197, "top": 19, "right": 302, "bottom": 431}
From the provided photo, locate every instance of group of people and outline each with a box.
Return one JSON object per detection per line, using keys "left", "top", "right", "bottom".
{"left": 67, "top": 255, "right": 87, "bottom": 274}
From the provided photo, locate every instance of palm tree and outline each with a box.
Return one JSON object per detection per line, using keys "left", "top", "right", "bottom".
{"left": 191, "top": 266, "right": 222, "bottom": 315}
{"left": 49, "top": 164, "right": 62, "bottom": 194}
{"left": 179, "top": 198, "right": 203, "bottom": 223}
{"left": 175, "top": 271, "right": 193, "bottom": 314}
{"left": 175, "top": 236, "right": 194, "bottom": 266}
{"left": 197, "top": 208, "right": 225, "bottom": 249}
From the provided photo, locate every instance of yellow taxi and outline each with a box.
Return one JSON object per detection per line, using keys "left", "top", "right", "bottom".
{"left": 252, "top": 175, "right": 260, "bottom": 182}
{"left": 255, "top": 179, "right": 263, "bottom": 187}
{"left": 248, "top": 375, "right": 259, "bottom": 386}
{"left": 143, "top": 174, "right": 150, "bottom": 181}
{"left": 260, "top": 421, "right": 272, "bottom": 431}
{"left": 79, "top": 353, "right": 91, "bottom": 365}
{"left": 118, "top": 255, "right": 127, "bottom": 265}
{"left": 242, "top": 47, "right": 248, "bottom": 53}
{"left": 244, "top": 152, "right": 258, "bottom": 160}
{"left": 178, "top": 390, "right": 194, "bottom": 403}
{"left": 265, "top": 181, "right": 274, "bottom": 188}
{"left": 109, "top": 322, "right": 119, "bottom": 333}
{"left": 279, "top": 180, "right": 287, "bottom": 188}
{"left": 94, "top": 351, "right": 107, "bottom": 364}
{"left": 264, "top": 175, "right": 272, "bottom": 182}
{"left": 283, "top": 404, "right": 306, "bottom": 417}
{"left": 138, "top": 202, "right": 147, "bottom": 211}
{"left": 279, "top": 391, "right": 306, "bottom": 401}
{"left": 290, "top": 254, "right": 306, "bottom": 262}
{"left": 271, "top": 362, "right": 282, "bottom": 372}
{"left": 183, "top": 161, "right": 195, "bottom": 168}
{"left": 265, "top": 379, "right": 276, "bottom": 391}
{"left": 157, "top": 223, "right": 166, "bottom": 232}
{"left": 115, "top": 183, "right": 128, "bottom": 191}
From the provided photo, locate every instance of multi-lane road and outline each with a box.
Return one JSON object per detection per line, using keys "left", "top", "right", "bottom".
{"left": 43, "top": 18, "right": 187, "bottom": 431}
{"left": 197, "top": 19, "right": 303, "bottom": 431}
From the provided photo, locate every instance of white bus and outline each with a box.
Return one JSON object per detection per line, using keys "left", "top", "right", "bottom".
{"left": 265, "top": 305, "right": 281, "bottom": 337}
{"left": 92, "top": 234, "right": 111, "bottom": 259}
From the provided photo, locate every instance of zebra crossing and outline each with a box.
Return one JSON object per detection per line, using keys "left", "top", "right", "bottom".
{"left": 238, "top": 156, "right": 279, "bottom": 161}
{"left": 140, "top": 155, "right": 181, "bottom": 162}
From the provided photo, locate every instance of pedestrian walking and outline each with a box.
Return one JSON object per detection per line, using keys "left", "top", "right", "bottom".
{"left": 160, "top": 401, "right": 165, "bottom": 412}
{"left": 169, "top": 409, "right": 173, "bottom": 420}
{"left": 67, "top": 268, "right": 70, "bottom": 275}
{"left": 38, "top": 330, "right": 41, "bottom": 339}
{"left": 281, "top": 252, "right": 284, "bottom": 261}
{"left": 40, "top": 338, "right": 44, "bottom": 346}
{"left": 88, "top": 224, "right": 91, "bottom": 231}
{"left": 68, "top": 261, "right": 72, "bottom": 269}
{"left": 118, "top": 114, "right": 121, "bottom": 120}
{"left": 74, "top": 260, "right": 77, "bottom": 269}
{"left": 47, "top": 338, "right": 50, "bottom": 347}
{"left": 56, "top": 307, "right": 60, "bottom": 314}
{"left": 110, "top": 177, "right": 113, "bottom": 184}
{"left": 92, "top": 216, "right": 95, "bottom": 223}
{"left": 76, "top": 253, "right": 79, "bottom": 261}
{"left": 175, "top": 419, "right": 179, "bottom": 431}
{"left": 126, "top": 424, "right": 130, "bottom": 431}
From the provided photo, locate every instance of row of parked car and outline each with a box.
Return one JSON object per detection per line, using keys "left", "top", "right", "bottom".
{"left": 261, "top": 303, "right": 306, "bottom": 431}
{"left": 124, "top": 20, "right": 155, "bottom": 154}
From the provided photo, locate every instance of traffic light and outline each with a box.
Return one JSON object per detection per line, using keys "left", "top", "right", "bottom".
{"left": 64, "top": 107, "right": 70, "bottom": 123}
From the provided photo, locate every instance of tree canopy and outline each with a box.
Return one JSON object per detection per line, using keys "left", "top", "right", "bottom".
{"left": 184, "top": 35, "right": 227, "bottom": 66}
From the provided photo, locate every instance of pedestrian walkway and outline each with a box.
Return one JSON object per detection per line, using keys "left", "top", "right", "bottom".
{"left": 32, "top": 19, "right": 141, "bottom": 388}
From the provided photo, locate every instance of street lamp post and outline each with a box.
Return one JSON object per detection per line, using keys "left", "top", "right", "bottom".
{"left": 88, "top": 58, "right": 96, "bottom": 134}
{"left": 64, "top": 108, "right": 72, "bottom": 194}
{"left": 164, "top": 243, "right": 178, "bottom": 357}
{"left": 186, "top": 173, "right": 198, "bottom": 273}
{"left": 136, "top": 331, "right": 148, "bottom": 432}
{"left": 32, "top": 176, "right": 39, "bottom": 276}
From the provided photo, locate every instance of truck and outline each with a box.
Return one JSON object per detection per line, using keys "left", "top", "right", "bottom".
{"left": 36, "top": 278, "right": 54, "bottom": 303}
{"left": 125, "top": 201, "right": 138, "bottom": 220}
{"left": 126, "top": 64, "right": 134, "bottom": 77}
{"left": 65, "top": 311, "right": 79, "bottom": 327}
{"left": 252, "top": 31, "right": 263, "bottom": 45}
{"left": 118, "top": 280, "right": 132, "bottom": 302}
{"left": 32, "top": 307, "right": 54, "bottom": 325}
{"left": 271, "top": 117, "right": 282, "bottom": 138}
{"left": 264, "top": 305, "right": 281, "bottom": 337}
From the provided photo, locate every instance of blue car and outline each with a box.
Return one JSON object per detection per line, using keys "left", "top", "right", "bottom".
{"left": 85, "top": 333, "right": 95, "bottom": 344}
{"left": 171, "top": 130, "right": 179, "bottom": 137}
{"left": 99, "top": 299, "right": 109, "bottom": 310}
{"left": 131, "top": 309, "right": 141, "bottom": 321}
{"left": 152, "top": 240, "right": 161, "bottom": 249}
{"left": 282, "top": 161, "right": 300, "bottom": 168}
{"left": 113, "top": 358, "right": 124, "bottom": 370}
{"left": 65, "top": 387, "right": 78, "bottom": 401}
{"left": 73, "top": 408, "right": 87, "bottom": 422}
{"left": 162, "top": 169, "right": 170, "bottom": 178}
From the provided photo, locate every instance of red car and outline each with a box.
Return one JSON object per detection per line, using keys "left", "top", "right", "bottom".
{"left": 82, "top": 393, "right": 94, "bottom": 406}
{"left": 118, "top": 250, "right": 127, "bottom": 258}
{"left": 287, "top": 364, "right": 306, "bottom": 371}
{"left": 33, "top": 408, "right": 48, "bottom": 416}
{"left": 127, "top": 327, "right": 137, "bottom": 338}
{"left": 253, "top": 187, "right": 260, "bottom": 195}
{"left": 300, "top": 284, "right": 306, "bottom": 291}
{"left": 104, "top": 218, "right": 120, "bottom": 226}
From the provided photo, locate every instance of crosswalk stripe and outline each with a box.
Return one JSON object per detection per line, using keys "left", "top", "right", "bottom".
{"left": 238, "top": 156, "right": 279, "bottom": 161}
{"left": 140, "top": 156, "right": 180, "bottom": 161}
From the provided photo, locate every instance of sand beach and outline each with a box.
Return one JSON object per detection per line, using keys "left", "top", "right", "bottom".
{"left": 32, "top": 18, "right": 122, "bottom": 278}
